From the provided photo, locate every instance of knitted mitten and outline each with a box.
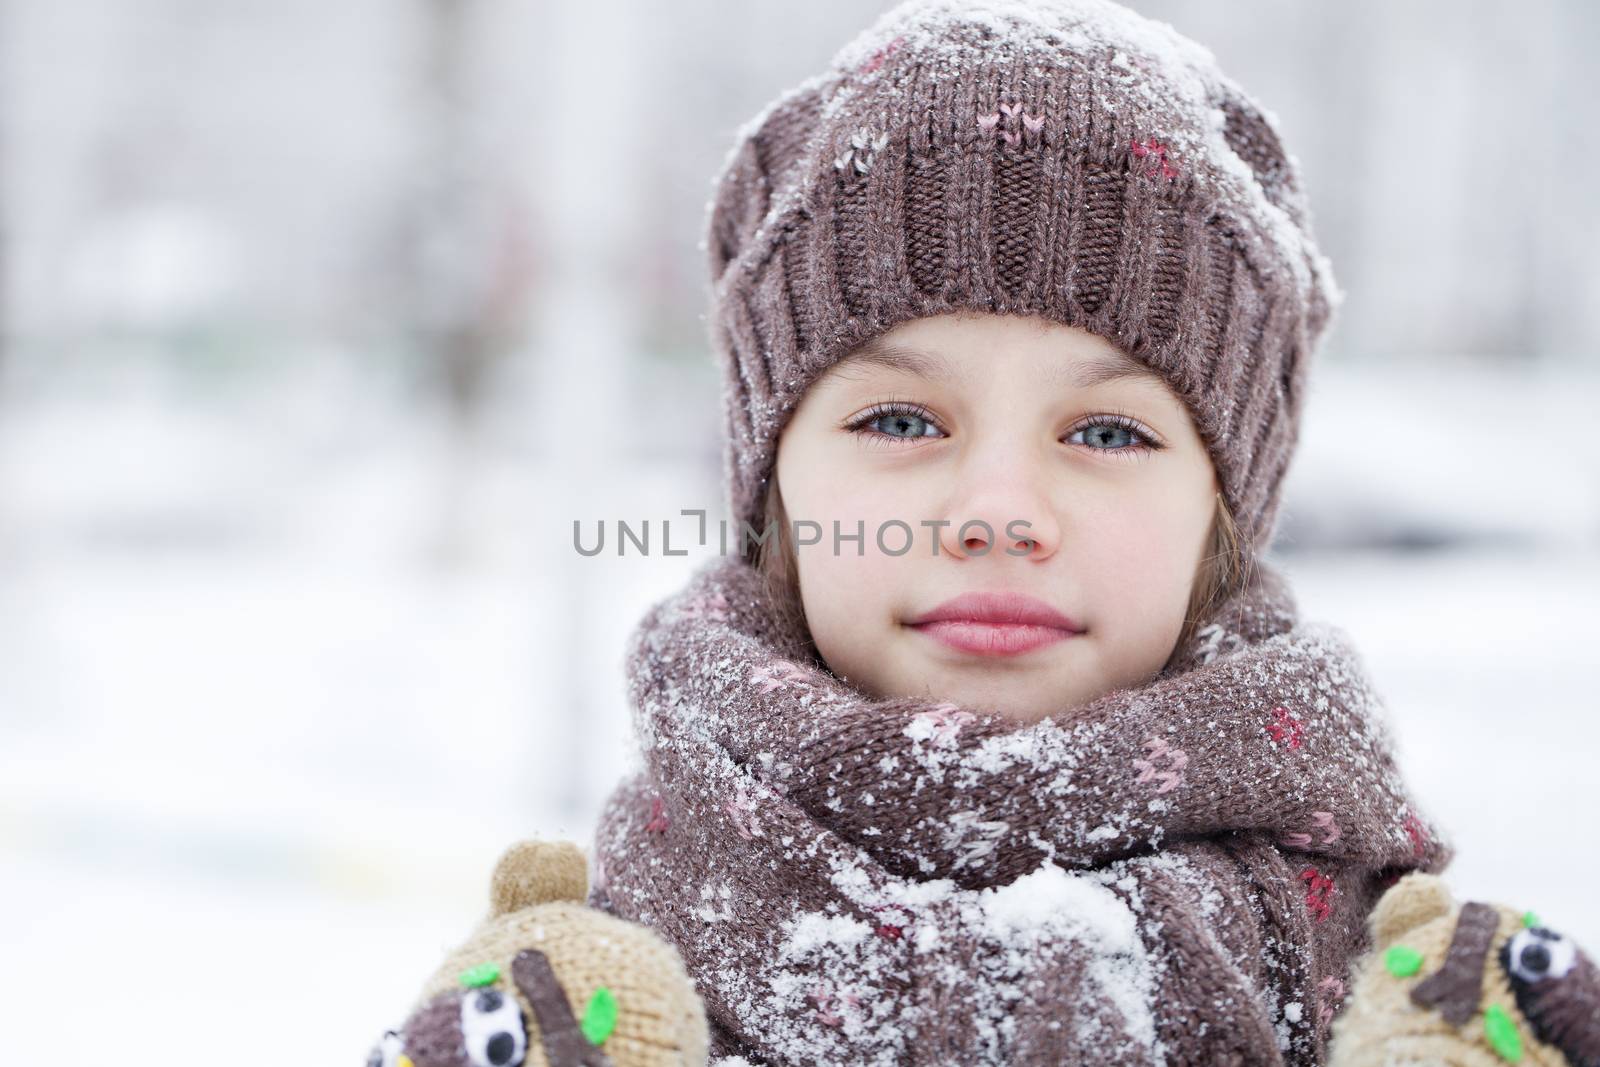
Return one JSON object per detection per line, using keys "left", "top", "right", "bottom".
{"left": 1330, "top": 872, "right": 1598, "bottom": 1066}
{"left": 367, "top": 840, "right": 709, "bottom": 1067}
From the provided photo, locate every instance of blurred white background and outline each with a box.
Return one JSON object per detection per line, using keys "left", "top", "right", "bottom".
{"left": 1, "top": 1, "right": 1596, "bottom": 1062}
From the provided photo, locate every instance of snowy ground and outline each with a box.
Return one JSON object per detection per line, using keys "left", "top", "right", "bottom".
{"left": 0, "top": 357, "right": 1595, "bottom": 1064}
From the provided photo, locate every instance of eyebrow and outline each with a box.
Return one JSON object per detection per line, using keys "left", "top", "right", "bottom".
{"left": 830, "top": 338, "right": 1161, "bottom": 390}
{"left": 831, "top": 342, "right": 955, "bottom": 381}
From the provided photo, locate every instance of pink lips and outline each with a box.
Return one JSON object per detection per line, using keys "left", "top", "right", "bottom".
{"left": 905, "top": 591, "right": 1085, "bottom": 657}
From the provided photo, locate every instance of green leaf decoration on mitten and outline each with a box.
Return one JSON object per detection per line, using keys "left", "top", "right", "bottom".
{"left": 1484, "top": 1003, "right": 1523, "bottom": 1063}
{"left": 459, "top": 961, "right": 501, "bottom": 988}
{"left": 1521, "top": 910, "right": 1540, "bottom": 929}
{"left": 1384, "top": 944, "right": 1424, "bottom": 977}
{"left": 580, "top": 986, "right": 618, "bottom": 1045}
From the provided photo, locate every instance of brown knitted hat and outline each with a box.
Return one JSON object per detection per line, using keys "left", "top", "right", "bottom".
{"left": 702, "top": 0, "right": 1341, "bottom": 560}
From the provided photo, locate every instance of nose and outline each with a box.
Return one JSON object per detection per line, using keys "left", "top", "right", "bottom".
{"left": 933, "top": 443, "right": 1062, "bottom": 560}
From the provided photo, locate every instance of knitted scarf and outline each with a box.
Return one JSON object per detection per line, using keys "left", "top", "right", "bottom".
{"left": 590, "top": 554, "right": 1453, "bottom": 1067}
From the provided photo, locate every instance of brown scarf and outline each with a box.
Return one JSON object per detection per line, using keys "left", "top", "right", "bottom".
{"left": 590, "top": 554, "right": 1452, "bottom": 1066}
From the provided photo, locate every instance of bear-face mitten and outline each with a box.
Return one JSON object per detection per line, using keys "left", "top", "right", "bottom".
{"left": 1329, "top": 871, "right": 1599, "bottom": 1066}
{"left": 367, "top": 840, "right": 709, "bottom": 1067}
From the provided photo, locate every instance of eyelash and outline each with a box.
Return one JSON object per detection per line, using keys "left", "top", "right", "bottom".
{"left": 842, "top": 399, "right": 1166, "bottom": 459}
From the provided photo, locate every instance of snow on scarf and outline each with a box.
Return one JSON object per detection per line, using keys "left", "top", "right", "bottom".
{"left": 589, "top": 553, "right": 1453, "bottom": 1066}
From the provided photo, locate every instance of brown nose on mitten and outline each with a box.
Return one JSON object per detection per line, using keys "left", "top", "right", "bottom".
{"left": 1329, "top": 872, "right": 1600, "bottom": 1067}
{"left": 365, "top": 840, "right": 709, "bottom": 1067}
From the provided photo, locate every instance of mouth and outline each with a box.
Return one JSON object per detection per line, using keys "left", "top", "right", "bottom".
{"left": 905, "top": 591, "right": 1084, "bottom": 658}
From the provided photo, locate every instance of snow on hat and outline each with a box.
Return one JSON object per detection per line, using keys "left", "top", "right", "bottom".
{"left": 701, "top": 0, "right": 1341, "bottom": 559}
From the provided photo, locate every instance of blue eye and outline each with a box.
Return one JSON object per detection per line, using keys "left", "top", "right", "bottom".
{"left": 845, "top": 403, "right": 1165, "bottom": 457}
{"left": 847, "top": 402, "right": 944, "bottom": 442}
{"left": 1074, "top": 421, "right": 1138, "bottom": 449}
{"left": 1065, "top": 413, "right": 1162, "bottom": 457}
{"left": 869, "top": 412, "right": 937, "bottom": 438}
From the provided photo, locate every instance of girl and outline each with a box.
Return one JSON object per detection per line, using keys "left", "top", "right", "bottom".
{"left": 590, "top": 0, "right": 1451, "bottom": 1063}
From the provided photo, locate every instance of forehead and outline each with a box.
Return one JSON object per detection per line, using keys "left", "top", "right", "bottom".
{"left": 824, "top": 325, "right": 1164, "bottom": 392}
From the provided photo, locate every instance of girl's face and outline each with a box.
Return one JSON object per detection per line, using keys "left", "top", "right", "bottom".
{"left": 773, "top": 312, "right": 1219, "bottom": 723}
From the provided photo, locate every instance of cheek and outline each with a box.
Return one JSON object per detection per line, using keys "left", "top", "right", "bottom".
{"left": 1072, "top": 488, "right": 1206, "bottom": 617}
{"left": 794, "top": 546, "right": 903, "bottom": 692}
{"left": 781, "top": 459, "right": 926, "bottom": 660}
{"left": 791, "top": 507, "right": 907, "bottom": 634}
{"left": 783, "top": 450, "right": 926, "bottom": 526}
{"left": 782, "top": 451, "right": 933, "bottom": 575}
